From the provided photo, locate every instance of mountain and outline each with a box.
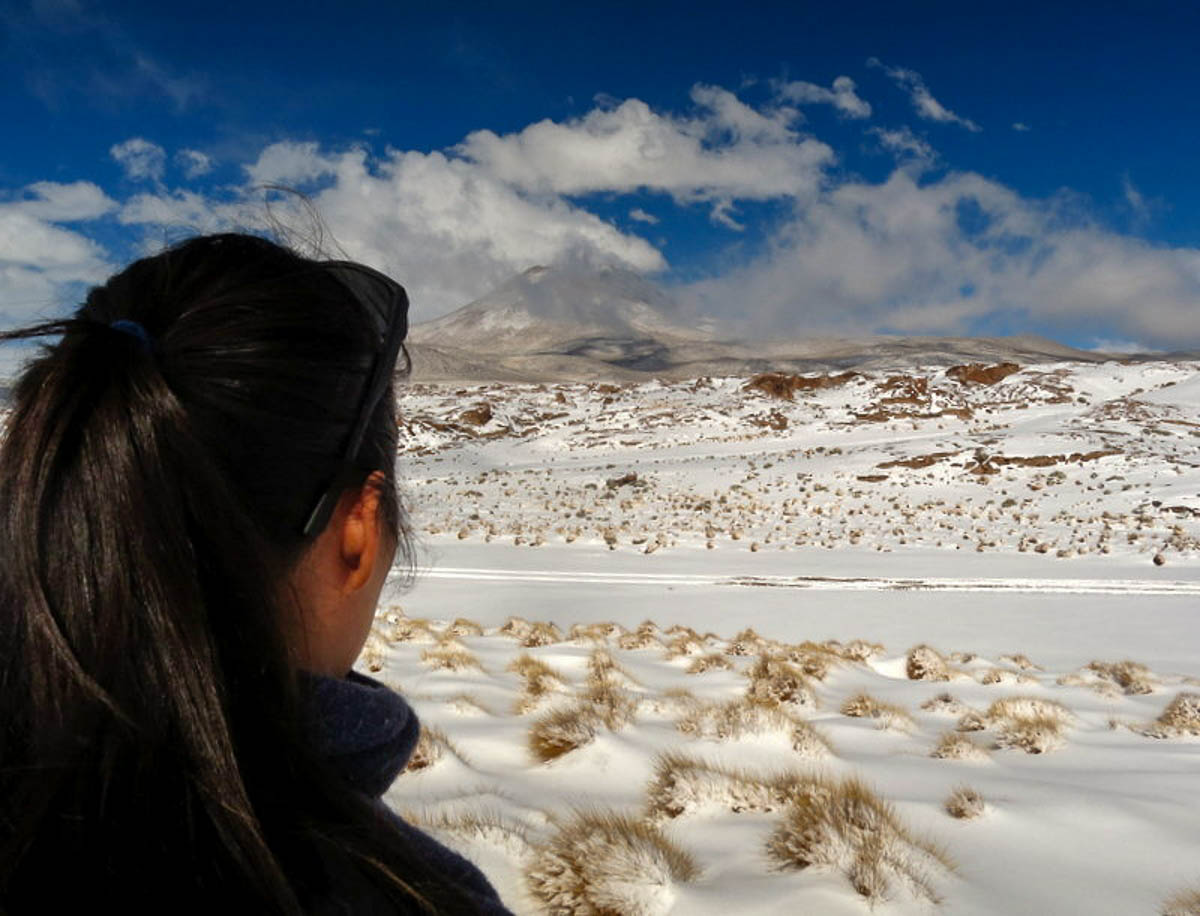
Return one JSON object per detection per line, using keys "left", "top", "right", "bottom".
{"left": 406, "top": 267, "right": 1163, "bottom": 382}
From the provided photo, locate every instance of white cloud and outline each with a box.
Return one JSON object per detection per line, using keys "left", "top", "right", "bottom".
{"left": 175, "top": 149, "right": 213, "bottom": 179}
{"left": 629, "top": 208, "right": 659, "bottom": 224}
{"left": 869, "top": 126, "right": 936, "bottom": 167}
{"left": 455, "top": 84, "right": 834, "bottom": 223}
{"left": 1012, "top": 122, "right": 1031, "bottom": 132}
{"left": 687, "top": 168, "right": 1200, "bottom": 347}
{"left": 777, "top": 75, "right": 871, "bottom": 118}
{"left": 110, "top": 137, "right": 166, "bottom": 182}
{"left": 870, "top": 59, "right": 981, "bottom": 132}
{"left": 1122, "top": 175, "right": 1151, "bottom": 228}
{"left": 11, "top": 181, "right": 117, "bottom": 221}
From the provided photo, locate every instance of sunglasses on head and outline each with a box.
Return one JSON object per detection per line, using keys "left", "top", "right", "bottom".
{"left": 300, "top": 261, "right": 409, "bottom": 538}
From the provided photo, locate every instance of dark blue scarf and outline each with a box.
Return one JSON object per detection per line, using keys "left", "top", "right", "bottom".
{"left": 300, "top": 669, "right": 512, "bottom": 914}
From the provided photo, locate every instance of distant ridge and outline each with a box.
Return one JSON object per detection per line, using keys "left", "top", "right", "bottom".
{"left": 406, "top": 267, "right": 1180, "bottom": 381}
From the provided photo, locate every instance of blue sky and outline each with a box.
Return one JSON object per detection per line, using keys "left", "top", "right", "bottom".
{"left": 3, "top": 0, "right": 1199, "bottom": 351}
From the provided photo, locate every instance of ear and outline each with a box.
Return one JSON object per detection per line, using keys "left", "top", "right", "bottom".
{"left": 339, "top": 470, "right": 387, "bottom": 594}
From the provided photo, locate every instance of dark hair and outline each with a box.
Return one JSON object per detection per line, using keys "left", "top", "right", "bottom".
{"left": 0, "top": 234, "right": 474, "bottom": 911}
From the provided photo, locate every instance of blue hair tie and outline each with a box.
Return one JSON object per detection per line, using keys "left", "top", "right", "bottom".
{"left": 109, "top": 319, "right": 153, "bottom": 354}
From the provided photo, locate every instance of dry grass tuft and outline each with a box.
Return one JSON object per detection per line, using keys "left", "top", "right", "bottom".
{"left": 686, "top": 652, "right": 734, "bottom": 674}
{"left": 645, "top": 752, "right": 819, "bottom": 820}
{"left": 508, "top": 654, "right": 568, "bottom": 714}
{"left": 444, "top": 617, "right": 484, "bottom": 637}
{"left": 522, "top": 621, "right": 563, "bottom": 647}
{"left": 1087, "top": 659, "right": 1155, "bottom": 695}
{"left": 618, "top": 626, "right": 662, "bottom": 650}
{"left": 830, "top": 639, "right": 886, "bottom": 663}
{"left": 1140, "top": 693, "right": 1200, "bottom": 738}
{"left": 570, "top": 621, "right": 621, "bottom": 644}
{"left": 986, "top": 696, "right": 1072, "bottom": 754}
{"left": 725, "top": 627, "right": 768, "bottom": 656}
{"left": 676, "top": 698, "right": 831, "bottom": 757}
{"left": 386, "top": 616, "right": 436, "bottom": 643}
{"left": 766, "top": 776, "right": 953, "bottom": 905}
{"left": 944, "top": 785, "right": 985, "bottom": 819}
{"left": 777, "top": 641, "right": 849, "bottom": 680}
{"left": 840, "top": 693, "right": 914, "bottom": 731}
{"left": 930, "top": 730, "right": 989, "bottom": 761}
{"left": 526, "top": 809, "right": 700, "bottom": 915}
{"left": 497, "top": 616, "right": 534, "bottom": 640}
{"left": 529, "top": 704, "right": 600, "bottom": 762}
{"left": 588, "top": 647, "right": 639, "bottom": 686}
{"left": 998, "top": 653, "right": 1040, "bottom": 671}
{"left": 404, "top": 725, "right": 467, "bottom": 773}
{"left": 583, "top": 678, "right": 640, "bottom": 730}
{"left": 745, "top": 655, "right": 818, "bottom": 710}
{"left": 921, "top": 692, "right": 967, "bottom": 715}
{"left": 1162, "top": 885, "right": 1200, "bottom": 916}
{"left": 411, "top": 807, "right": 535, "bottom": 858}
{"left": 906, "top": 644, "right": 951, "bottom": 682}
{"left": 420, "top": 641, "right": 484, "bottom": 672}
{"left": 662, "top": 631, "right": 707, "bottom": 659}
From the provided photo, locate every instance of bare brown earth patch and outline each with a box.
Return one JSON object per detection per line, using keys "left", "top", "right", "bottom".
{"left": 745, "top": 372, "right": 858, "bottom": 400}
{"left": 878, "top": 451, "right": 960, "bottom": 470}
{"left": 946, "top": 362, "right": 1021, "bottom": 385}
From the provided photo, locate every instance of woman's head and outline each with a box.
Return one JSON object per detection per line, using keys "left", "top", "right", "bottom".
{"left": 0, "top": 233, "right": 458, "bottom": 911}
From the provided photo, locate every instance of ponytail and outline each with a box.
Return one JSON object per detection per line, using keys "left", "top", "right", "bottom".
{"left": 0, "top": 235, "right": 475, "bottom": 912}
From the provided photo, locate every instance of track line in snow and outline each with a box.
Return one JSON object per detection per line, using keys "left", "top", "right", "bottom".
{"left": 420, "top": 566, "right": 1200, "bottom": 595}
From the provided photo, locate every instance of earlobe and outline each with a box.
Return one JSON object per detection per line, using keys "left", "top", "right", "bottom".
{"left": 341, "top": 471, "right": 385, "bottom": 594}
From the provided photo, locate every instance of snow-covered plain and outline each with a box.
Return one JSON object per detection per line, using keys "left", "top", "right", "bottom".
{"left": 370, "top": 361, "right": 1200, "bottom": 915}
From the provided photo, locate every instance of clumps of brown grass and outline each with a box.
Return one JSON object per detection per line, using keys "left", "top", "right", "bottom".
{"left": 765, "top": 776, "right": 954, "bottom": 905}
{"left": 987, "top": 696, "right": 1072, "bottom": 754}
{"left": 509, "top": 654, "right": 568, "bottom": 714}
{"left": 498, "top": 616, "right": 534, "bottom": 640}
{"left": 1140, "top": 693, "right": 1200, "bottom": 738}
{"left": 998, "top": 653, "right": 1040, "bottom": 671}
{"left": 444, "top": 617, "right": 484, "bottom": 637}
{"left": 420, "top": 639, "right": 484, "bottom": 672}
{"left": 385, "top": 615, "right": 436, "bottom": 643}
{"left": 828, "top": 638, "right": 886, "bottom": 663}
{"left": 583, "top": 679, "right": 639, "bottom": 730}
{"left": 618, "top": 622, "right": 661, "bottom": 651}
{"left": 930, "top": 730, "right": 989, "bottom": 761}
{"left": 521, "top": 621, "right": 563, "bottom": 647}
{"left": 745, "top": 655, "right": 817, "bottom": 710}
{"left": 906, "top": 644, "right": 951, "bottom": 681}
{"left": 1161, "top": 884, "right": 1200, "bottom": 916}
{"left": 410, "top": 807, "right": 535, "bottom": 859}
{"left": 921, "top": 692, "right": 967, "bottom": 715}
{"left": 676, "top": 698, "right": 831, "bottom": 757}
{"left": 944, "top": 785, "right": 985, "bottom": 819}
{"left": 526, "top": 809, "right": 700, "bottom": 915}
{"left": 725, "top": 627, "right": 769, "bottom": 656}
{"left": 776, "top": 641, "right": 852, "bottom": 680}
{"left": 570, "top": 621, "right": 621, "bottom": 644}
{"left": 1087, "top": 659, "right": 1155, "bottom": 695}
{"left": 978, "top": 667, "right": 1036, "bottom": 686}
{"left": 645, "top": 752, "right": 814, "bottom": 820}
{"left": 840, "top": 693, "right": 914, "bottom": 731}
{"left": 686, "top": 652, "right": 734, "bottom": 674}
{"left": 529, "top": 705, "right": 600, "bottom": 762}
{"left": 662, "top": 628, "right": 707, "bottom": 659}
{"left": 588, "top": 648, "right": 639, "bottom": 687}
{"left": 404, "top": 725, "right": 467, "bottom": 773}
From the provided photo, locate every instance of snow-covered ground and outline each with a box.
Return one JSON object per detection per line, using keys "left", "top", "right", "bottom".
{"left": 371, "top": 361, "right": 1200, "bottom": 915}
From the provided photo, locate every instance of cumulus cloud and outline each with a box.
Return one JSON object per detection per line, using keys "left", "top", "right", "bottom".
{"left": 455, "top": 84, "right": 834, "bottom": 223}
{"left": 687, "top": 168, "right": 1200, "bottom": 347}
{"left": 175, "top": 149, "right": 213, "bottom": 179}
{"left": 11, "top": 181, "right": 117, "bottom": 221}
{"left": 110, "top": 137, "right": 166, "bottom": 182}
{"left": 777, "top": 75, "right": 871, "bottom": 118}
{"left": 869, "top": 58, "right": 981, "bottom": 132}
{"left": 869, "top": 127, "right": 936, "bottom": 167}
